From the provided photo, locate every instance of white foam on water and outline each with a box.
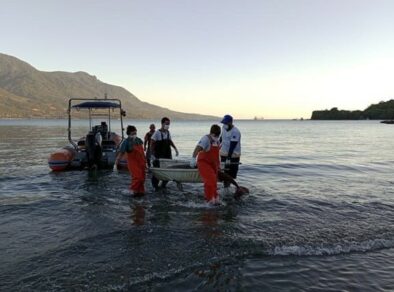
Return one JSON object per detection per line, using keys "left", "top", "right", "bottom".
{"left": 172, "top": 199, "right": 226, "bottom": 209}
{"left": 270, "top": 238, "right": 394, "bottom": 256}
{"left": 0, "top": 194, "right": 48, "bottom": 205}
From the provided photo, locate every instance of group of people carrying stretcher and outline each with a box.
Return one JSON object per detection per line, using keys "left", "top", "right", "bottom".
{"left": 115, "top": 115, "right": 248, "bottom": 204}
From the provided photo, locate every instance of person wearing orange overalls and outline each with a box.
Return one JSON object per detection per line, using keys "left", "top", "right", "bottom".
{"left": 190, "top": 125, "right": 221, "bottom": 204}
{"left": 116, "top": 125, "right": 146, "bottom": 196}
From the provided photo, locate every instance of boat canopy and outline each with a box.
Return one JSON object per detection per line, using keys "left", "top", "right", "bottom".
{"left": 72, "top": 101, "right": 121, "bottom": 109}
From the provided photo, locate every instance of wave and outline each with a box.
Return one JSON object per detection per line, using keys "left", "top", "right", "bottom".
{"left": 0, "top": 195, "right": 48, "bottom": 206}
{"left": 270, "top": 238, "right": 394, "bottom": 256}
{"left": 244, "top": 162, "right": 383, "bottom": 174}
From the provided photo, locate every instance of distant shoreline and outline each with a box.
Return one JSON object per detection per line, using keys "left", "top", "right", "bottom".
{"left": 2, "top": 117, "right": 386, "bottom": 122}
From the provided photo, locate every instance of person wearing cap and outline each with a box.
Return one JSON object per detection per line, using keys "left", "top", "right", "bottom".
{"left": 115, "top": 125, "right": 146, "bottom": 196}
{"left": 144, "top": 123, "right": 156, "bottom": 167}
{"left": 220, "top": 114, "right": 241, "bottom": 186}
{"left": 190, "top": 124, "right": 221, "bottom": 204}
{"left": 150, "top": 117, "right": 179, "bottom": 191}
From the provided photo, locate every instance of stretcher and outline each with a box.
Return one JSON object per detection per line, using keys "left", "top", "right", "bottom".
{"left": 150, "top": 159, "right": 203, "bottom": 183}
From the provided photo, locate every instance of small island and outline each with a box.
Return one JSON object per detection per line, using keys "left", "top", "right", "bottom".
{"left": 311, "top": 99, "right": 394, "bottom": 120}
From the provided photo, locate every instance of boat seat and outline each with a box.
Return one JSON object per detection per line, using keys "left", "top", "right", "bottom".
{"left": 102, "top": 140, "right": 116, "bottom": 148}
{"left": 78, "top": 139, "right": 115, "bottom": 149}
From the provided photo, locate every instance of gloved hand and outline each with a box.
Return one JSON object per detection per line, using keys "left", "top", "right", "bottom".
{"left": 175, "top": 149, "right": 179, "bottom": 157}
{"left": 190, "top": 157, "right": 197, "bottom": 168}
{"left": 225, "top": 157, "right": 231, "bottom": 167}
{"left": 151, "top": 155, "right": 156, "bottom": 162}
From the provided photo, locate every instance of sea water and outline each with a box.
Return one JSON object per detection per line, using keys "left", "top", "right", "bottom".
{"left": 0, "top": 119, "right": 393, "bottom": 291}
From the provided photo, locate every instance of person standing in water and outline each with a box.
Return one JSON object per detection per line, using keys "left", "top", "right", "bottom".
{"left": 150, "top": 117, "right": 179, "bottom": 191}
{"left": 219, "top": 114, "right": 241, "bottom": 186}
{"left": 115, "top": 125, "right": 146, "bottom": 196}
{"left": 144, "top": 123, "right": 156, "bottom": 167}
{"left": 190, "top": 124, "right": 221, "bottom": 204}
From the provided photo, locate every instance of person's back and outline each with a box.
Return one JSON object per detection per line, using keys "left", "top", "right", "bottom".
{"left": 85, "top": 130, "right": 102, "bottom": 169}
{"left": 100, "top": 121, "right": 108, "bottom": 139}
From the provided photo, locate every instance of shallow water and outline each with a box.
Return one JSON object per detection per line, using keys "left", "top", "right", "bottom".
{"left": 0, "top": 119, "right": 393, "bottom": 291}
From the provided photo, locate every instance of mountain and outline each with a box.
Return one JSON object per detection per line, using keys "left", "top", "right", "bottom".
{"left": 311, "top": 100, "right": 394, "bottom": 120}
{"left": 0, "top": 53, "right": 216, "bottom": 119}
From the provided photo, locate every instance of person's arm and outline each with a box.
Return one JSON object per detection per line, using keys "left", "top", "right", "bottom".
{"left": 192, "top": 145, "right": 203, "bottom": 158}
{"left": 115, "top": 151, "right": 123, "bottom": 164}
{"left": 115, "top": 140, "right": 127, "bottom": 166}
{"left": 190, "top": 145, "right": 202, "bottom": 168}
{"left": 191, "top": 136, "right": 210, "bottom": 167}
{"left": 218, "top": 171, "right": 239, "bottom": 188}
{"left": 144, "top": 133, "right": 148, "bottom": 151}
{"left": 95, "top": 132, "right": 102, "bottom": 147}
{"left": 227, "top": 129, "right": 240, "bottom": 159}
{"left": 227, "top": 141, "right": 238, "bottom": 158}
{"left": 150, "top": 139, "right": 156, "bottom": 155}
{"left": 170, "top": 140, "right": 179, "bottom": 156}
{"left": 150, "top": 131, "right": 158, "bottom": 158}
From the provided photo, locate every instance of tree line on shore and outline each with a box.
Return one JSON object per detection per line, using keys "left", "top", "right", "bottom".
{"left": 311, "top": 99, "right": 394, "bottom": 120}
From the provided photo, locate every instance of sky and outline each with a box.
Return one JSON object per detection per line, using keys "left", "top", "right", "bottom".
{"left": 1, "top": 0, "right": 394, "bottom": 119}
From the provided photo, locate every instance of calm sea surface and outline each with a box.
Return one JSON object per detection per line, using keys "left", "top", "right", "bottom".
{"left": 0, "top": 119, "right": 393, "bottom": 291}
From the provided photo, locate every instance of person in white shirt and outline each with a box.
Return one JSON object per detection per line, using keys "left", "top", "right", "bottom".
{"left": 190, "top": 124, "right": 249, "bottom": 201}
{"left": 219, "top": 114, "right": 241, "bottom": 186}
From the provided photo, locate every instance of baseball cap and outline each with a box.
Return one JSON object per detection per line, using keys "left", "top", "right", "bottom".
{"left": 221, "top": 114, "right": 233, "bottom": 124}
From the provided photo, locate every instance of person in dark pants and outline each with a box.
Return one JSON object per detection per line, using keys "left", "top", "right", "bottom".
{"left": 85, "top": 128, "right": 103, "bottom": 170}
{"left": 219, "top": 114, "right": 241, "bottom": 187}
{"left": 150, "top": 117, "right": 179, "bottom": 191}
{"left": 144, "top": 123, "right": 156, "bottom": 167}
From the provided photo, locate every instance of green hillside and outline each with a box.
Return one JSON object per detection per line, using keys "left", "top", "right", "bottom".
{"left": 0, "top": 53, "right": 216, "bottom": 120}
{"left": 311, "top": 100, "right": 394, "bottom": 120}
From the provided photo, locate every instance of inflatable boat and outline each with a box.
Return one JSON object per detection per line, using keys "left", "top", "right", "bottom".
{"left": 48, "top": 98, "right": 126, "bottom": 171}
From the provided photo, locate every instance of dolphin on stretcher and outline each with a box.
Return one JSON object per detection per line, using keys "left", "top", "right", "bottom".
{"left": 150, "top": 159, "right": 249, "bottom": 198}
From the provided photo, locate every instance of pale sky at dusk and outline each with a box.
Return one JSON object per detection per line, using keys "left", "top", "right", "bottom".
{"left": 1, "top": 0, "right": 394, "bottom": 119}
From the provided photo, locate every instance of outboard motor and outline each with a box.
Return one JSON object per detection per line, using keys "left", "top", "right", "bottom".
{"left": 85, "top": 131, "right": 102, "bottom": 169}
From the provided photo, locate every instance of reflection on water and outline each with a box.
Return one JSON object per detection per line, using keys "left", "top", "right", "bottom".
{"left": 199, "top": 209, "right": 222, "bottom": 239}
{"left": 0, "top": 119, "right": 394, "bottom": 291}
{"left": 131, "top": 202, "right": 146, "bottom": 226}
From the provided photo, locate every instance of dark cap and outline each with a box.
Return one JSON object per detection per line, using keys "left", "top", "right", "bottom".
{"left": 221, "top": 114, "right": 233, "bottom": 124}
